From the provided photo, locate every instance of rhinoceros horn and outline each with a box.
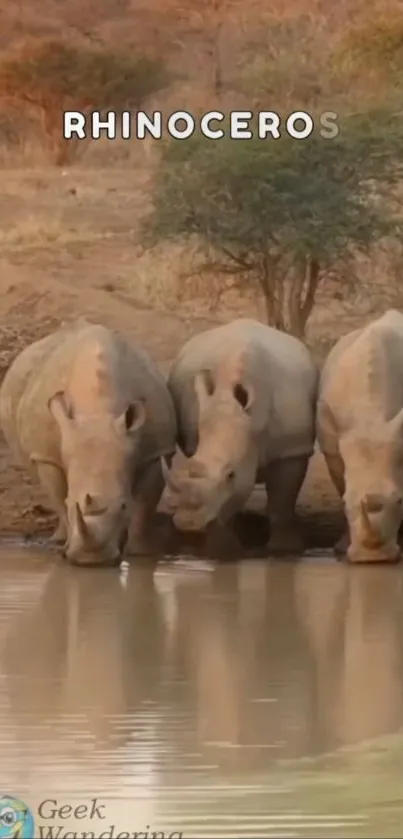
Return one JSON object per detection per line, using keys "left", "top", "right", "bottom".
{"left": 161, "top": 449, "right": 190, "bottom": 487}
{"left": 75, "top": 502, "right": 98, "bottom": 550}
{"left": 161, "top": 455, "right": 171, "bottom": 485}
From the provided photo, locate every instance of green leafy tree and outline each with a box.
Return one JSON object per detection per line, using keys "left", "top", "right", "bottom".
{"left": 0, "top": 38, "right": 167, "bottom": 164}
{"left": 144, "top": 110, "right": 403, "bottom": 336}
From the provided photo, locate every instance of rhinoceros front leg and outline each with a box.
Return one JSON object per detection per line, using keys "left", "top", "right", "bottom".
{"left": 323, "top": 452, "right": 350, "bottom": 556}
{"left": 264, "top": 455, "right": 309, "bottom": 556}
{"left": 126, "top": 459, "right": 165, "bottom": 557}
{"left": 32, "top": 459, "right": 68, "bottom": 546}
{"left": 205, "top": 519, "right": 243, "bottom": 560}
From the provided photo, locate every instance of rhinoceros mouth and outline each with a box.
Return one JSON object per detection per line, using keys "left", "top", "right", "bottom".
{"left": 68, "top": 553, "right": 122, "bottom": 568}
{"left": 347, "top": 544, "right": 401, "bottom": 564}
{"left": 173, "top": 513, "right": 216, "bottom": 534}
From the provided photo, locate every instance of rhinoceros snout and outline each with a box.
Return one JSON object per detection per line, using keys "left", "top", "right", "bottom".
{"left": 68, "top": 553, "right": 122, "bottom": 568}
{"left": 62, "top": 545, "right": 122, "bottom": 568}
{"left": 173, "top": 510, "right": 212, "bottom": 532}
{"left": 347, "top": 543, "right": 401, "bottom": 564}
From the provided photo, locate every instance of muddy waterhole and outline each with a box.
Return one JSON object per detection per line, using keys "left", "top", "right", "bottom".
{"left": 1, "top": 547, "right": 403, "bottom": 838}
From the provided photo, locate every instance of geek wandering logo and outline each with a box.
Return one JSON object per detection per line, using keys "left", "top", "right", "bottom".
{"left": 0, "top": 796, "right": 182, "bottom": 839}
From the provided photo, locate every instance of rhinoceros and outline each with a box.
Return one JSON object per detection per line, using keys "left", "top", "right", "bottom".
{"left": 161, "top": 318, "right": 318, "bottom": 554}
{"left": 317, "top": 308, "right": 403, "bottom": 563}
{"left": 0, "top": 320, "right": 177, "bottom": 566}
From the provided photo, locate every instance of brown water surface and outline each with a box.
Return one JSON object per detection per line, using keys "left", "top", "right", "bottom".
{"left": 1, "top": 549, "right": 403, "bottom": 838}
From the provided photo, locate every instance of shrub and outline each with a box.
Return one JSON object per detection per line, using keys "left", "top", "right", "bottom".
{"left": 0, "top": 38, "right": 167, "bottom": 164}
{"left": 144, "top": 109, "right": 403, "bottom": 336}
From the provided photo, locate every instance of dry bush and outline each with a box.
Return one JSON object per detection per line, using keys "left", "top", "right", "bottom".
{"left": 144, "top": 110, "right": 403, "bottom": 336}
{"left": 0, "top": 37, "right": 167, "bottom": 165}
{"left": 140, "top": 1, "right": 403, "bottom": 334}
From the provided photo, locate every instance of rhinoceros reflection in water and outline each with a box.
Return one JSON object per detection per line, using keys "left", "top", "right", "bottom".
{"left": 295, "top": 561, "right": 403, "bottom": 748}
{"left": 1, "top": 562, "right": 165, "bottom": 755}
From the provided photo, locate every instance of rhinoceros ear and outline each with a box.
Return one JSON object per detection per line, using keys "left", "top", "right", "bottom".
{"left": 115, "top": 400, "right": 146, "bottom": 435}
{"left": 194, "top": 369, "right": 214, "bottom": 411}
{"left": 48, "top": 391, "right": 74, "bottom": 430}
{"left": 233, "top": 382, "right": 254, "bottom": 413}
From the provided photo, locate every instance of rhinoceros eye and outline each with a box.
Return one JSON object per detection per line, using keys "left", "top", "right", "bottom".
{"left": 227, "top": 470, "right": 235, "bottom": 482}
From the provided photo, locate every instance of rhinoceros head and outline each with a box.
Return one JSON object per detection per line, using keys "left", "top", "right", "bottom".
{"left": 48, "top": 391, "right": 146, "bottom": 565}
{"left": 162, "top": 369, "right": 259, "bottom": 531}
{"left": 340, "top": 410, "right": 403, "bottom": 563}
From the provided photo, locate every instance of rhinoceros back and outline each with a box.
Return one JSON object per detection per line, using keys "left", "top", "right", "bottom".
{"left": 0, "top": 323, "right": 81, "bottom": 467}
{"left": 318, "top": 309, "right": 403, "bottom": 454}
{"left": 0, "top": 320, "right": 177, "bottom": 470}
{"left": 168, "top": 318, "right": 318, "bottom": 463}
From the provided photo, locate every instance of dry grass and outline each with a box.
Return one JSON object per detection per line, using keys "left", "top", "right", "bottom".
{"left": 1, "top": 0, "right": 401, "bottom": 160}
{"left": 0, "top": 0, "right": 400, "bottom": 338}
{"left": 0, "top": 158, "right": 401, "bottom": 336}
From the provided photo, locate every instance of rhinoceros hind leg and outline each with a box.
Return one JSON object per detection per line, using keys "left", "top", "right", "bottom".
{"left": 264, "top": 455, "right": 309, "bottom": 556}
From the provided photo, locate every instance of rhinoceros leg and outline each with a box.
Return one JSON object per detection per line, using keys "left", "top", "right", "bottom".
{"left": 323, "top": 452, "right": 350, "bottom": 556}
{"left": 323, "top": 451, "right": 345, "bottom": 496}
{"left": 205, "top": 520, "right": 243, "bottom": 560}
{"left": 126, "top": 459, "right": 165, "bottom": 557}
{"left": 35, "top": 461, "right": 68, "bottom": 545}
{"left": 264, "top": 455, "right": 309, "bottom": 555}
